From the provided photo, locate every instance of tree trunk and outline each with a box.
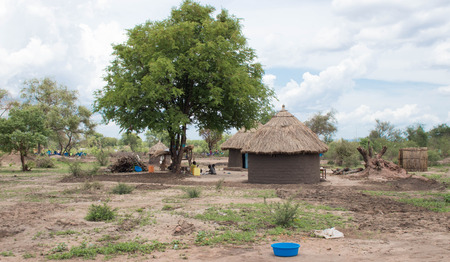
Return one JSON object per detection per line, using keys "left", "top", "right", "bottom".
{"left": 356, "top": 143, "right": 407, "bottom": 179}
{"left": 20, "top": 151, "right": 29, "bottom": 172}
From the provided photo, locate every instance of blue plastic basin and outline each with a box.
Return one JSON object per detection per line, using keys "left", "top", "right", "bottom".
{"left": 134, "top": 166, "right": 142, "bottom": 172}
{"left": 271, "top": 242, "right": 300, "bottom": 257}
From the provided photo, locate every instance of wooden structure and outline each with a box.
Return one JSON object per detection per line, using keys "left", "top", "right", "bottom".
{"left": 398, "top": 147, "right": 428, "bottom": 172}
{"left": 221, "top": 124, "right": 261, "bottom": 170}
{"left": 241, "top": 106, "right": 328, "bottom": 184}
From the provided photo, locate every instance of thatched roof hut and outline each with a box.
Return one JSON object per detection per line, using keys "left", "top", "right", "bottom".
{"left": 221, "top": 124, "right": 261, "bottom": 169}
{"left": 242, "top": 106, "right": 328, "bottom": 184}
{"left": 149, "top": 141, "right": 168, "bottom": 155}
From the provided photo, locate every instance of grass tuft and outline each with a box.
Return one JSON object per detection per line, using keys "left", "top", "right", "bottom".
{"left": 111, "top": 183, "right": 134, "bottom": 195}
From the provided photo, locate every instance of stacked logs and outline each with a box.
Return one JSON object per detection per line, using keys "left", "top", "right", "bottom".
{"left": 110, "top": 154, "right": 148, "bottom": 173}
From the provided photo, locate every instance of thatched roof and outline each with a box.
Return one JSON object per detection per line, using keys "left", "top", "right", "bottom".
{"left": 221, "top": 123, "right": 262, "bottom": 150}
{"left": 241, "top": 106, "right": 328, "bottom": 155}
{"left": 149, "top": 141, "right": 168, "bottom": 155}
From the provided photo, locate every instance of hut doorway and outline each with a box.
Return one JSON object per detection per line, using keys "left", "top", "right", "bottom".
{"left": 242, "top": 153, "right": 248, "bottom": 169}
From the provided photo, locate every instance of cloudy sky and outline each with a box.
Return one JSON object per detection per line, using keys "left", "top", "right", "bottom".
{"left": 1, "top": 0, "right": 449, "bottom": 140}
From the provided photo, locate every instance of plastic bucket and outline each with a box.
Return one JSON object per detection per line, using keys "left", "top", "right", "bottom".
{"left": 271, "top": 242, "right": 300, "bottom": 257}
{"left": 148, "top": 165, "right": 154, "bottom": 173}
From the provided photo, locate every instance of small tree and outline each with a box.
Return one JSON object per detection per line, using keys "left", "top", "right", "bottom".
{"left": 406, "top": 124, "right": 428, "bottom": 147}
{"left": 199, "top": 129, "right": 222, "bottom": 152}
{"left": 0, "top": 106, "right": 48, "bottom": 171}
{"left": 21, "top": 77, "right": 96, "bottom": 154}
{"left": 120, "top": 132, "right": 142, "bottom": 152}
{"left": 304, "top": 110, "right": 337, "bottom": 143}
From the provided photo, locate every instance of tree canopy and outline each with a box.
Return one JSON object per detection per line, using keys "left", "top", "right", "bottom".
{"left": 21, "top": 77, "right": 95, "bottom": 154}
{"left": 0, "top": 106, "right": 48, "bottom": 171}
{"left": 304, "top": 110, "right": 337, "bottom": 143}
{"left": 94, "top": 0, "right": 274, "bottom": 171}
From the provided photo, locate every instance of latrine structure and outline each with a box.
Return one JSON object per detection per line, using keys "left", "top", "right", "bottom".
{"left": 398, "top": 147, "right": 428, "bottom": 172}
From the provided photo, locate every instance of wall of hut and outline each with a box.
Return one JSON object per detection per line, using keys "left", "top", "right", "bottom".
{"left": 248, "top": 153, "right": 320, "bottom": 184}
{"left": 227, "top": 149, "right": 243, "bottom": 168}
{"left": 398, "top": 147, "right": 428, "bottom": 172}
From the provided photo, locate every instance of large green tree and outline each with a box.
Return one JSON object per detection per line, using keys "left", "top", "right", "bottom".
{"left": 304, "top": 110, "right": 337, "bottom": 143}
{"left": 94, "top": 1, "right": 274, "bottom": 172}
{"left": 21, "top": 77, "right": 96, "bottom": 154}
{"left": 0, "top": 106, "right": 48, "bottom": 171}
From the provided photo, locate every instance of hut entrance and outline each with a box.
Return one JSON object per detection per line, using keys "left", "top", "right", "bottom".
{"left": 398, "top": 147, "right": 428, "bottom": 172}
{"left": 242, "top": 153, "right": 248, "bottom": 169}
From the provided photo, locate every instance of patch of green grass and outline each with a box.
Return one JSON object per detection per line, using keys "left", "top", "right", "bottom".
{"left": 363, "top": 190, "right": 450, "bottom": 212}
{"left": 243, "top": 189, "right": 277, "bottom": 198}
{"left": 398, "top": 195, "right": 450, "bottom": 212}
{"left": 422, "top": 174, "right": 450, "bottom": 186}
{"left": 22, "top": 253, "right": 36, "bottom": 259}
{"left": 111, "top": 183, "right": 134, "bottom": 195}
{"left": 47, "top": 240, "right": 174, "bottom": 260}
{"left": 193, "top": 201, "right": 347, "bottom": 245}
{"left": 195, "top": 230, "right": 257, "bottom": 246}
{"left": 0, "top": 251, "right": 14, "bottom": 257}
{"left": 85, "top": 203, "right": 116, "bottom": 222}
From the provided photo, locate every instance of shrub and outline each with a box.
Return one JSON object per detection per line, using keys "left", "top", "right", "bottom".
{"left": 184, "top": 187, "right": 201, "bottom": 198}
{"left": 85, "top": 203, "right": 116, "bottom": 221}
{"left": 68, "top": 162, "right": 99, "bottom": 177}
{"left": 111, "top": 183, "right": 134, "bottom": 195}
{"left": 428, "top": 150, "right": 441, "bottom": 166}
{"left": 69, "top": 161, "right": 84, "bottom": 177}
{"left": 35, "top": 156, "right": 56, "bottom": 168}
{"left": 271, "top": 200, "right": 300, "bottom": 227}
{"left": 94, "top": 150, "right": 110, "bottom": 166}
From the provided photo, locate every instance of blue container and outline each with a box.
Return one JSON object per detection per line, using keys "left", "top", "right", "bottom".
{"left": 271, "top": 242, "right": 300, "bottom": 257}
{"left": 134, "top": 166, "right": 142, "bottom": 172}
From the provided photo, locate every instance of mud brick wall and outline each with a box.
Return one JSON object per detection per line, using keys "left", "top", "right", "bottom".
{"left": 227, "top": 149, "right": 243, "bottom": 168}
{"left": 248, "top": 153, "right": 320, "bottom": 184}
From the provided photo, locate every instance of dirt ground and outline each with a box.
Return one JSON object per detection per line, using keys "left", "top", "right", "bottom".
{"left": 0, "top": 156, "right": 449, "bottom": 261}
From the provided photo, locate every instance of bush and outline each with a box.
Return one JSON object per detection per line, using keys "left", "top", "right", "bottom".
{"left": 69, "top": 161, "right": 84, "bottom": 177}
{"left": 184, "top": 187, "right": 201, "bottom": 198}
{"left": 85, "top": 203, "right": 116, "bottom": 221}
{"left": 35, "top": 156, "right": 56, "bottom": 168}
{"left": 428, "top": 150, "right": 441, "bottom": 166}
{"left": 94, "top": 150, "right": 110, "bottom": 166}
{"left": 271, "top": 200, "right": 300, "bottom": 227}
{"left": 68, "top": 162, "right": 99, "bottom": 177}
{"left": 111, "top": 183, "right": 134, "bottom": 195}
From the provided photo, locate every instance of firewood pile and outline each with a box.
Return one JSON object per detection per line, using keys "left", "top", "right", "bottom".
{"left": 110, "top": 154, "right": 148, "bottom": 173}
{"left": 332, "top": 167, "right": 364, "bottom": 175}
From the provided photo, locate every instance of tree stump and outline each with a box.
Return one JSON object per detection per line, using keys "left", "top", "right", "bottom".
{"left": 355, "top": 143, "right": 408, "bottom": 180}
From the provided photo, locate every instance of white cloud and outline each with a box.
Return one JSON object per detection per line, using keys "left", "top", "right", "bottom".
{"left": 277, "top": 44, "right": 373, "bottom": 110}
{"left": 432, "top": 40, "right": 450, "bottom": 67}
{"left": 262, "top": 74, "right": 276, "bottom": 89}
{"left": 437, "top": 86, "right": 450, "bottom": 95}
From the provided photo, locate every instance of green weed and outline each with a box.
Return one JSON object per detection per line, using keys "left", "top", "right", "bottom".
{"left": 111, "top": 183, "right": 134, "bottom": 195}
{"left": 85, "top": 203, "right": 116, "bottom": 221}
{"left": 0, "top": 251, "right": 14, "bottom": 257}
{"left": 47, "top": 240, "right": 172, "bottom": 260}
